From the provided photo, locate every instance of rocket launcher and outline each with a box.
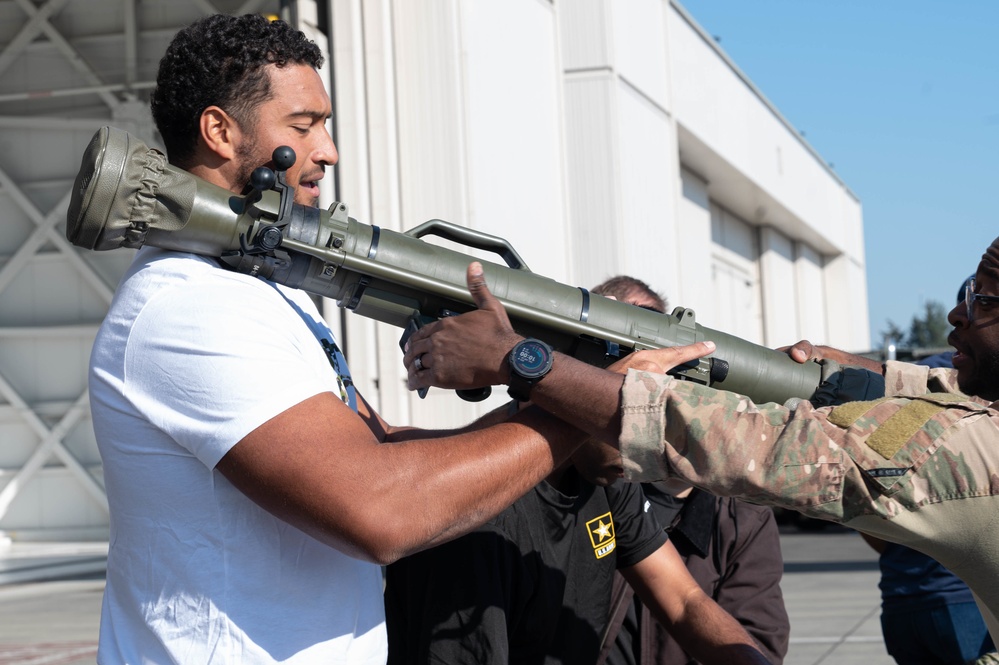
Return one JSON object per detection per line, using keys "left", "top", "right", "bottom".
{"left": 67, "top": 126, "right": 837, "bottom": 405}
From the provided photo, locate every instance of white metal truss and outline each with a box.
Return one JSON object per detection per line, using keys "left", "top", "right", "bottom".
{"left": 0, "top": 0, "right": 282, "bottom": 541}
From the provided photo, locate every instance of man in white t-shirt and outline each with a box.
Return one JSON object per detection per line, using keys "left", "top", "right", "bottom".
{"left": 90, "top": 12, "right": 764, "bottom": 665}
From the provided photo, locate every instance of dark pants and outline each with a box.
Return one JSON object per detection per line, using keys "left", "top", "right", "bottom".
{"left": 881, "top": 601, "right": 995, "bottom": 665}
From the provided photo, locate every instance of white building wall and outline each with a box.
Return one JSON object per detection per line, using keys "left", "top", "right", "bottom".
{"left": 330, "top": 0, "right": 570, "bottom": 427}
{"left": 611, "top": 0, "right": 671, "bottom": 111}
{"left": 824, "top": 251, "right": 870, "bottom": 351}
{"left": 709, "top": 201, "right": 763, "bottom": 344}
{"left": 665, "top": 1, "right": 868, "bottom": 351}
{"left": 327, "top": 0, "right": 870, "bottom": 429}
{"left": 562, "top": 73, "right": 621, "bottom": 284}
{"left": 676, "top": 169, "right": 715, "bottom": 324}
{"left": 559, "top": 0, "right": 679, "bottom": 298}
{"left": 758, "top": 227, "right": 800, "bottom": 347}
{"left": 463, "top": 1, "right": 569, "bottom": 279}
{"left": 561, "top": 74, "right": 680, "bottom": 296}
{"left": 615, "top": 83, "right": 679, "bottom": 297}
{"left": 796, "top": 244, "right": 829, "bottom": 344}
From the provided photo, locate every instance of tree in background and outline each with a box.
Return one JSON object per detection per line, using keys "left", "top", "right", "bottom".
{"left": 907, "top": 301, "right": 951, "bottom": 348}
{"left": 881, "top": 320, "right": 906, "bottom": 347}
{"left": 881, "top": 300, "right": 951, "bottom": 350}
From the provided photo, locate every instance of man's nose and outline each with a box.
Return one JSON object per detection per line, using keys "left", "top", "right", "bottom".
{"left": 947, "top": 300, "right": 966, "bottom": 327}
{"left": 314, "top": 126, "right": 338, "bottom": 166}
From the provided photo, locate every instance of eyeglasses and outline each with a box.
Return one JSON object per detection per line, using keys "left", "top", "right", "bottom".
{"left": 964, "top": 278, "right": 999, "bottom": 323}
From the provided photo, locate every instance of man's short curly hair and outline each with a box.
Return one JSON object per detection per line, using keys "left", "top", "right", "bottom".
{"left": 151, "top": 13, "right": 324, "bottom": 167}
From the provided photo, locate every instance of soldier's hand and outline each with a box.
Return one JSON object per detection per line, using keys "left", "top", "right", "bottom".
{"left": 404, "top": 262, "right": 523, "bottom": 392}
{"left": 780, "top": 340, "right": 825, "bottom": 364}
{"left": 607, "top": 342, "right": 716, "bottom": 375}
{"left": 779, "top": 339, "right": 883, "bottom": 373}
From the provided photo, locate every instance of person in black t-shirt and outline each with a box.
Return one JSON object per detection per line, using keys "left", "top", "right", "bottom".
{"left": 592, "top": 276, "right": 789, "bottom": 665}
{"left": 384, "top": 434, "right": 772, "bottom": 665}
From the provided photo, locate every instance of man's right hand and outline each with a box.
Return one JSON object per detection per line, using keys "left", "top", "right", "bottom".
{"left": 403, "top": 262, "right": 523, "bottom": 393}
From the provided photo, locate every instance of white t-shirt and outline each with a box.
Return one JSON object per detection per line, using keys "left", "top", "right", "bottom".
{"left": 90, "top": 247, "right": 386, "bottom": 664}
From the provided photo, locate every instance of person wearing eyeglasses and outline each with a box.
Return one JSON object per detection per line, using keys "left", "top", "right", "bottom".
{"left": 402, "top": 238, "right": 999, "bottom": 646}
{"left": 860, "top": 276, "right": 996, "bottom": 665}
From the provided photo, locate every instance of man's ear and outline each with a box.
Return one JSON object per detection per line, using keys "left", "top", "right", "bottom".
{"left": 199, "top": 106, "right": 239, "bottom": 160}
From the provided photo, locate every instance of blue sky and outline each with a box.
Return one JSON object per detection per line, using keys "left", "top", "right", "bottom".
{"left": 678, "top": 0, "right": 999, "bottom": 350}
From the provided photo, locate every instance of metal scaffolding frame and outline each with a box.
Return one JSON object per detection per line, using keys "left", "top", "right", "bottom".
{"left": 0, "top": 0, "right": 279, "bottom": 542}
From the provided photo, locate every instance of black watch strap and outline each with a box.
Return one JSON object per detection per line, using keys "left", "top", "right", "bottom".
{"left": 507, "top": 373, "right": 537, "bottom": 403}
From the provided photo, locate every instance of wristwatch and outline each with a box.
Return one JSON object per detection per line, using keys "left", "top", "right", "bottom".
{"left": 507, "top": 338, "right": 555, "bottom": 402}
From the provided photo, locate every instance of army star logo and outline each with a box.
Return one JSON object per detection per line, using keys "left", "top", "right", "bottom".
{"left": 586, "top": 512, "right": 617, "bottom": 559}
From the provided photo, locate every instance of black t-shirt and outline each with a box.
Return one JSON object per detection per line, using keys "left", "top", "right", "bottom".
{"left": 384, "top": 470, "right": 667, "bottom": 664}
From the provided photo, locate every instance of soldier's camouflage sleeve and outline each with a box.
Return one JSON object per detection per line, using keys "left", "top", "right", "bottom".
{"left": 617, "top": 367, "right": 996, "bottom": 524}
{"left": 616, "top": 367, "right": 999, "bottom": 643}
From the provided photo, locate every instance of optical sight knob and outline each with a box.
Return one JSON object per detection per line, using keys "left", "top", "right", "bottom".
{"left": 250, "top": 167, "right": 275, "bottom": 191}
{"left": 273, "top": 146, "right": 296, "bottom": 172}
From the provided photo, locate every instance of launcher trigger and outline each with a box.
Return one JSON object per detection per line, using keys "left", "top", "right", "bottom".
{"left": 398, "top": 314, "right": 436, "bottom": 354}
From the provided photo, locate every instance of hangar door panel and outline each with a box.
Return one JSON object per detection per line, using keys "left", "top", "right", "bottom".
{"left": 709, "top": 203, "right": 763, "bottom": 345}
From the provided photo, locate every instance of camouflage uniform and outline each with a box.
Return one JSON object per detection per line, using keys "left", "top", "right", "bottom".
{"left": 618, "top": 361, "right": 999, "bottom": 643}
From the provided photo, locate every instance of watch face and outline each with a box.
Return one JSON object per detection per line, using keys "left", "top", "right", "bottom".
{"left": 512, "top": 340, "right": 554, "bottom": 379}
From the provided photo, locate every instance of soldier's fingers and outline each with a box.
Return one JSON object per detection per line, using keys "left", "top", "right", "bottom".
{"left": 638, "top": 341, "right": 716, "bottom": 374}
{"left": 614, "top": 351, "right": 660, "bottom": 373}
{"left": 668, "top": 341, "right": 716, "bottom": 365}
{"left": 778, "top": 340, "right": 817, "bottom": 364}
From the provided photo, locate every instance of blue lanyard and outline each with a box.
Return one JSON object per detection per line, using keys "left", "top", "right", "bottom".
{"left": 268, "top": 283, "right": 358, "bottom": 413}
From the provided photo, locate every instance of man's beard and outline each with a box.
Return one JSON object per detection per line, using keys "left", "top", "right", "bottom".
{"left": 233, "top": 141, "right": 320, "bottom": 207}
{"left": 234, "top": 141, "right": 265, "bottom": 197}
{"left": 961, "top": 348, "right": 999, "bottom": 401}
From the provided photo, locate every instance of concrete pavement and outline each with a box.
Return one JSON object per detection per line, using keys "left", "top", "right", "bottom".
{"left": 0, "top": 525, "right": 895, "bottom": 664}
{"left": 779, "top": 524, "right": 893, "bottom": 665}
{"left": 0, "top": 574, "right": 102, "bottom": 664}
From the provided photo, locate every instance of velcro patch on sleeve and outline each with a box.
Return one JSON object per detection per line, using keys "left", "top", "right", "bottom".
{"left": 828, "top": 397, "right": 949, "bottom": 460}
{"left": 866, "top": 400, "right": 946, "bottom": 459}
{"left": 827, "top": 399, "right": 886, "bottom": 428}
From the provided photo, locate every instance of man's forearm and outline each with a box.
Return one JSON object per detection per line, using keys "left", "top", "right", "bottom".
{"left": 382, "top": 400, "right": 518, "bottom": 443}
{"left": 525, "top": 353, "right": 626, "bottom": 446}
{"left": 667, "top": 593, "right": 773, "bottom": 665}
{"left": 518, "top": 343, "right": 719, "bottom": 448}
{"left": 622, "top": 546, "right": 771, "bottom": 665}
